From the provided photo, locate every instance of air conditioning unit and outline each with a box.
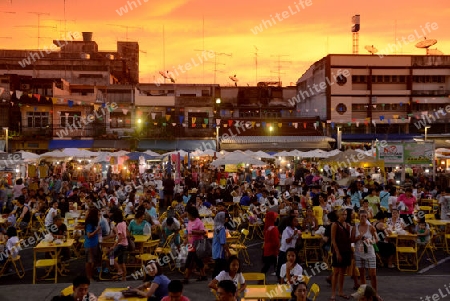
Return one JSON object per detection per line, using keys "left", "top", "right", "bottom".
{"left": 21, "top": 84, "right": 30, "bottom": 90}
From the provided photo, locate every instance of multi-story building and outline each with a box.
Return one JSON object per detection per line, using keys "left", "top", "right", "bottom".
{"left": 219, "top": 83, "right": 333, "bottom": 150}
{"left": 134, "top": 83, "right": 219, "bottom": 151}
{"left": 296, "top": 54, "right": 450, "bottom": 147}
{"left": 0, "top": 32, "right": 137, "bottom": 152}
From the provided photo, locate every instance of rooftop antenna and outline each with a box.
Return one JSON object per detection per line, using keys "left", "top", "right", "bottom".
{"left": 195, "top": 50, "right": 232, "bottom": 84}
{"left": 193, "top": 17, "right": 206, "bottom": 84}
{"left": 106, "top": 24, "right": 143, "bottom": 41}
{"left": 351, "top": 14, "right": 360, "bottom": 54}
{"left": 53, "top": 19, "right": 76, "bottom": 37}
{"left": 0, "top": 10, "right": 15, "bottom": 40}
{"left": 15, "top": 12, "right": 54, "bottom": 49}
{"left": 163, "top": 25, "right": 165, "bottom": 83}
{"left": 365, "top": 45, "right": 378, "bottom": 55}
{"left": 202, "top": 16, "right": 205, "bottom": 84}
{"left": 254, "top": 45, "right": 259, "bottom": 85}
{"left": 270, "top": 54, "right": 290, "bottom": 86}
{"left": 415, "top": 38, "right": 439, "bottom": 55}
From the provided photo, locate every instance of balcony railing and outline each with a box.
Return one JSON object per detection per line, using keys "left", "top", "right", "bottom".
{"left": 412, "top": 90, "right": 450, "bottom": 96}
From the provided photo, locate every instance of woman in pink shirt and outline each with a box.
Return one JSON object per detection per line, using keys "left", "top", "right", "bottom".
{"left": 183, "top": 207, "right": 207, "bottom": 284}
{"left": 110, "top": 209, "right": 128, "bottom": 281}
{"left": 397, "top": 188, "right": 417, "bottom": 231}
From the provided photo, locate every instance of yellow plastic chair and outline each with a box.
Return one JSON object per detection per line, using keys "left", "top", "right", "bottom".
{"left": 445, "top": 224, "right": 450, "bottom": 254}
{"left": 396, "top": 234, "right": 418, "bottom": 272}
{"left": 242, "top": 272, "right": 265, "bottom": 284}
{"left": 0, "top": 240, "right": 25, "bottom": 279}
{"left": 99, "top": 240, "right": 115, "bottom": 281}
{"left": 419, "top": 206, "right": 432, "bottom": 214}
{"left": 418, "top": 229, "right": 437, "bottom": 264}
{"left": 61, "top": 285, "right": 73, "bottom": 296}
{"left": 229, "top": 229, "right": 251, "bottom": 265}
{"left": 33, "top": 247, "right": 58, "bottom": 284}
{"left": 155, "top": 233, "right": 175, "bottom": 270}
{"left": 307, "top": 283, "right": 320, "bottom": 301}
{"left": 135, "top": 240, "right": 159, "bottom": 267}
{"left": 424, "top": 214, "right": 435, "bottom": 220}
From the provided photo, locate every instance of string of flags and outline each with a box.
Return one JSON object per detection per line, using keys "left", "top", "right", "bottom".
{"left": 0, "top": 90, "right": 439, "bottom": 127}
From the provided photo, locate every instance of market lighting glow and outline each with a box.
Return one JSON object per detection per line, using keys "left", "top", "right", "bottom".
{"left": 138, "top": 119, "right": 142, "bottom": 124}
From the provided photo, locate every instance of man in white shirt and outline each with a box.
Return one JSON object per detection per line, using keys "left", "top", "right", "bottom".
{"left": 45, "top": 201, "right": 59, "bottom": 227}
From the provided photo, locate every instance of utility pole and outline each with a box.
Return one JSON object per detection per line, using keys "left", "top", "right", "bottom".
{"left": 270, "top": 54, "right": 290, "bottom": 86}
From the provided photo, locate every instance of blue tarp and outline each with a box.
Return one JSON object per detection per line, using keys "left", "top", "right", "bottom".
{"left": 137, "top": 139, "right": 216, "bottom": 151}
{"left": 49, "top": 139, "right": 94, "bottom": 150}
{"left": 332, "top": 133, "right": 418, "bottom": 141}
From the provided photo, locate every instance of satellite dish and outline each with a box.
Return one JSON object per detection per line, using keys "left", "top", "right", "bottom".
{"left": 415, "top": 38, "right": 437, "bottom": 49}
{"left": 229, "top": 74, "right": 239, "bottom": 82}
{"left": 229, "top": 75, "right": 238, "bottom": 87}
{"left": 159, "top": 71, "right": 169, "bottom": 78}
{"left": 427, "top": 48, "right": 444, "bottom": 55}
{"left": 365, "top": 45, "right": 378, "bottom": 54}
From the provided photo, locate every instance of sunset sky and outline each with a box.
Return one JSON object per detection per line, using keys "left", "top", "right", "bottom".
{"left": 1, "top": 0, "right": 449, "bottom": 86}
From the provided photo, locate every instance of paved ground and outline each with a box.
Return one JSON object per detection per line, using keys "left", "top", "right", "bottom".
{"left": 0, "top": 238, "right": 449, "bottom": 301}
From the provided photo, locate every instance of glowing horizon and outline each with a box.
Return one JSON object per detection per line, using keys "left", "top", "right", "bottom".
{"left": 0, "top": 0, "right": 449, "bottom": 86}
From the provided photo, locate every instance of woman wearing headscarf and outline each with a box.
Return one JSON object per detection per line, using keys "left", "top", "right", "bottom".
{"left": 261, "top": 211, "right": 280, "bottom": 276}
{"left": 212, "top": 211, "right": 230, "bottom": 279}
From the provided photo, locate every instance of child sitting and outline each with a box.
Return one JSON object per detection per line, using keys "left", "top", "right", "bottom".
{"left": 161, "top": 280, "right": 190, "bottom": 301}
{"left": 415, "top": 217, "right": 430, "bottom": 245}
{"left": 280, "top": 247, "right": 303, "bottom": 285}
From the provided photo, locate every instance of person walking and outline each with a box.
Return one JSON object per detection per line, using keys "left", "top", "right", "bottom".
{"left": 330, "top": 208, "right": 353, "bottom": 300}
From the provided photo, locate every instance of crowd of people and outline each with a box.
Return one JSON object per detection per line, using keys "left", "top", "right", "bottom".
{"left": 1, "top": 158, "right": 449, "bottom": 301}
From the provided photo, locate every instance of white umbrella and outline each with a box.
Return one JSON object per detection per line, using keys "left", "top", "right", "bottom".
{"left": 274, "top": 151, "right": 290, "bottom": 157}
{"left": 62, "top": 148, "right": 98, "bottom": 157}
{"left": 17, "top": 150, "right": 39, "bottom": 161}
{"left": 252, "top": 150, "right": 275, "bottom": 159}
{"left": 210, "top": 152, "right": 266, "bottom": 167}
{"left": 144, "top": 150, "right": 161, "bottom": 157}
{"left": 109, "top": 150, "right": 129, "bottom": 157}
{"left": 163, "top": 150, "right": 189, "bottom": 157}
{"left": 92, "top": 152, "right": 110, "bottom": 163}
{"left": 39, "top": 150, "right": 69, "bottom": 159}
{"left": 198, "top": 149, "right": 218, "bottom": 157}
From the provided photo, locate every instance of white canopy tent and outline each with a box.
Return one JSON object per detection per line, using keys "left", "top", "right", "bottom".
{"left": 144, "top": 150, "right": 161, "bottom": 157}
{"left": 61, "top": 148, "right": 98, "bottom": 158}
{"left": 17, "top": 150, "right": 40, "bottom": 162}
{"left": 39, "top": 150, "right": 70, "bottom": 159}
{"left": 210, "top": 152, "right": 266, "bottom": 167}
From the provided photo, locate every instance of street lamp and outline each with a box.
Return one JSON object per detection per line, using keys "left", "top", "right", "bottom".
{"left": 2, "top": 127, "right": 8, "bottom": 152}
{"left": 425, "top": 126, "right": 431, "bottom": 141}
{"left": 216, "top": 119, "right": 221, "bottom": 151}
{"left": 337, "top": 126, "right": 342, "bottom": 150}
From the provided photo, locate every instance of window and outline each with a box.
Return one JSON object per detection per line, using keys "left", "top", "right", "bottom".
{"left": 201, "top": 89, "right": 210, "bottom": 96}
{"left": 336, "top": 103, "right": 347, "bottom": 114}
{"left": 399, "top": 76, "right": 406, "bottom": 83}
{"left": 336, "top": 75, "right": 347, "bottom": 86}
{"left": 352, "top": 104, "right": 367, "bottom": 111}
{"left": 110, "top": 112, "right": 131, "bottom": 128}
{"left": 27, "top": 112, "right": 49, "bottom": 128}
{"left": 60, "top": 111, "right": 81, "bottom": 128}
{"left": 188, "top": 112, "right": 208, "bottom": 128}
